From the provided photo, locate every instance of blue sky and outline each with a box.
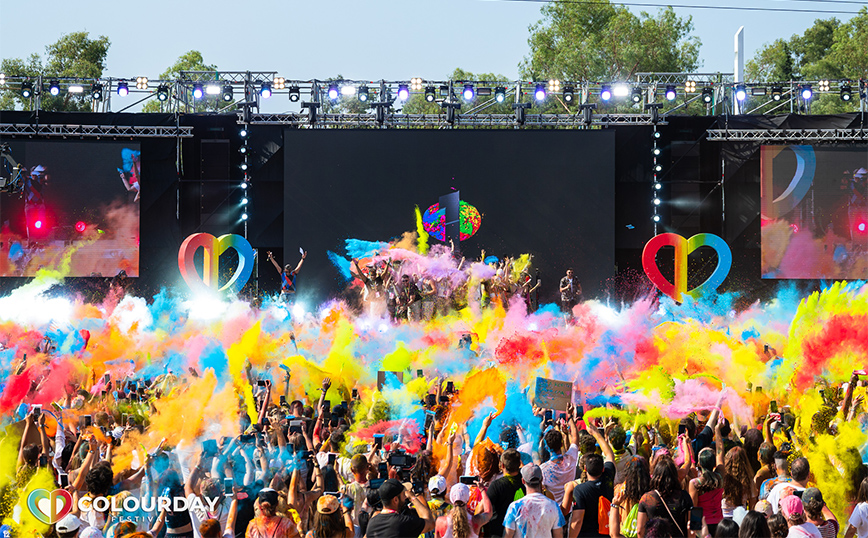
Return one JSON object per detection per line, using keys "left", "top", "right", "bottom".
{"left": 1, "top": 0, "right": 861, "bottom": 112}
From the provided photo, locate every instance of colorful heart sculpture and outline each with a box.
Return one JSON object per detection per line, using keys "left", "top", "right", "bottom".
{"left": 178, "top": 233, "right": 255, "bottom": 294}
{"left": 642, "top": 232, "right": 732, "bottom": 303}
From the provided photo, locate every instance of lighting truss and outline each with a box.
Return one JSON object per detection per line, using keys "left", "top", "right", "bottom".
{"left": 706, "top": 128, "right": 868, "bottom": 142}
{"left": 244, "top": 112, "right": 666, "bottom": 128}
{"left": 0, "top": 123, "right": 194, "bottom": 138}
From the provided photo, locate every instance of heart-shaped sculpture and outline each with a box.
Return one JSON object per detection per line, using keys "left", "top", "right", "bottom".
{"left": 178, "top": 233, "right": 255, "bottom": 295}
{"left": 27, "top": 488, "right": 73, "bottom": 525}
{"left": 642, "top": 232, "right": 732, "bottom": 303}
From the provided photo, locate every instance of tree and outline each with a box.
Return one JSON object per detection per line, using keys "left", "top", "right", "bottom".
{"left": 402, "top": 68, "right": 516, "bottom": 116}
{"left": 0, "top": 32, "right": 110, "bottom": 111}
{"left": 142, "top": 51, "right": 219, "bottom": 113}
{"left": 520, "top": 1, "right": 700, "bottom": 82}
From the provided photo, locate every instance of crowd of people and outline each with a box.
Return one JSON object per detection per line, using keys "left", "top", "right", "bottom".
{"left": 0, "top": 245, "right": 867, "bottom": 538}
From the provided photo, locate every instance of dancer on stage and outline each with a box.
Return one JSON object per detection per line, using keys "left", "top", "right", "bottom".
{"left": 268, "top": 249, "right": 306, "bottom": 303}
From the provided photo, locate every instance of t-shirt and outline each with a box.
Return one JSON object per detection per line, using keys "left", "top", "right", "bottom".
{"left": 787, "top": 522, "right": 822, "bottom": 538}
{"left": 366, "top": 511, "right": 427, "bottom": 538}
{"left": 541, "top": 444, "right": 579, "bottom": 504}
{"left": 768, "top": 482, "right": 806, "bottom": 514}
{"left": 483, "top": 474, "right": 526, "bottom": 538}
{"left": 245, "top": 516, "right": 300, "bottom": 538}
{"left": 572, "top": 461, "right": 616, "bottom": 537}
{"left": 849, "top": 502, "right": 868, "bottom": 538}
{"left": 637, "top": 490, "right": 693, "bottom": 538}
{"left": 815, "top": 518, "right": 839, "bottom": 538}
{"left": 760, "top": 476, "right": 792, "bottom": 501}
{"left": 503, "top": 492, "right": 566, "bottom": 538}
{"left": 692, "top": 426, "right": 714, "bottom": 456}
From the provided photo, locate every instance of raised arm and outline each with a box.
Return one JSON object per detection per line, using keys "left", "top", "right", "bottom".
{"left": 587, "top": 421, "right": 615, "bottom": 463}
{"left": 293, "top": 251, "right": 307, "bottom": 274}
{"left": 267, "top": 251, "right": 282, "bottom": 274}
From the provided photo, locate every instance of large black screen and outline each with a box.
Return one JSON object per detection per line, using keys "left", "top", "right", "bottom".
{"left": 283, "top": 130, "right": 615, "bottom": 305}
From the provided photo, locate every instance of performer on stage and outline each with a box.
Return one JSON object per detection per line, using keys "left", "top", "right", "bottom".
{"left": 268, "top": 250, "right": 306, "bottom": 303}
{"left": 559, "top": 268, "right": 582, "bottom": 318}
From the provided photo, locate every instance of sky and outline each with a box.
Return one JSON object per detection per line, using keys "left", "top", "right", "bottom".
{"left": 0, "top": 0, "right": 862, "bottom": 112}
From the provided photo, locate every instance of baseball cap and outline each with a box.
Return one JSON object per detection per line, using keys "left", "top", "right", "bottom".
{"left": 79, "top": 528, "right": 104, "bottom": 538}
{"left": 450, "top": 483, "right": 471, "bottom": 505}
{"left": 56, "top": 514, "right": 82, "bottom": 534}
{"left": 257, "top": 488, "right": 279, "bottom": 507}
{"left": 754, "top": 500, "right": 773, "bottom": 517}
{"left": 780, "top": 495, "right": 804, "bottom": 519}
{"left": 428, "top": 475, "right": 447, "bottom": 495}
{"left": 521, "top": 463, "right": 543, "bottom": 485}
{"left": 317, "top": 495, "right": 340, "bottom": 514}
{"left": 378, "top": 478, "right": 405, "bottom": 503}
{"left": 801, "top": 488, "right": 824, "bottom": 506}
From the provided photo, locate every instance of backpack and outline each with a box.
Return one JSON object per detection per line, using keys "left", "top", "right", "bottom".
{"left": 621, "top": 503, "right": 639, "bottom": 538}
{"left": 598, "top": 496, "right": 612, "bottom": 535}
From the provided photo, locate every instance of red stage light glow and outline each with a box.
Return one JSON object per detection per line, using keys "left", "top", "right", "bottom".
{"left": 34, "top": 220, "right": 43, "bottom": 229}
{"left": 858, "top": 222, "right": 867, "bottom": 233}
{"left": 75, "top": 221, "right": 86, "bottom": 233}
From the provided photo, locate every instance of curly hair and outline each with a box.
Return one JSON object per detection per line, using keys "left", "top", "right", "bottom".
{"left": 85, "top": 463, "right": 114, "bottom": 496}
{"left": 723, "top": 446, "right": 752, "bottom": 505}
{"left": 450, "top": 501, "right": 472, "bottom": 538}
{"left": 624, "top": 456, "right": 651, "bottom": 503}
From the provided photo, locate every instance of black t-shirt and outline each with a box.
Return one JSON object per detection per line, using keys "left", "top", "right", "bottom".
{"left": 572, "top": 461, "right": 616, "bottom": 537}
{"left": 365, "top": 510, "right": 426, "bottom": 538}
{"left": 692, "top": 425, "right": 714, "bottom": 455}
{"left": 483, "top": 474, "right": 526, "bottom": 538}
{"left": 638, "top": 490, "right": 693, "bottom": 538}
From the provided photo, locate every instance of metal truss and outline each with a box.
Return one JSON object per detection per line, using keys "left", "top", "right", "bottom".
{"left": 635, "top": 72, "right": 735, "bottom": 85}
{"left": 706, "top": 128, "right": 868, "bottom": 142}
{"left": 0, "top": 123, "right": 193, "bottom": 138}
{"left": 244, "top": 112, "right": 665, "bottom": 128}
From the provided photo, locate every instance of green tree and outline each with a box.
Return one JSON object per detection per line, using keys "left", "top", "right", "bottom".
{"left": 402, "top": 68, "right": 516, "bottom": 116}
{"left": 520, "top": 1, "right": 700, "bottom": 82}
{"left": 0, "top": 32, "right": 110, "bottom": 111}
{"left": 142, "top": 50, "right": 219, "bottom": 112}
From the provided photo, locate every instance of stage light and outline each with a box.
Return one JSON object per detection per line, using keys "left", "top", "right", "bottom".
{"left": 192, "top": 84, "right": 204, "bottom": 99}
{"left": 424, "top": 86, "right": 435, "bottom": 102}
{"left": 240, "top": 145, "right": 249, "bottom": 154}
{"left": 818, "top": 79, "right": 830, "bottom": 92}
{"left": 653, "top": 215, "right": 661, "bottom": 222}
{"left": 840, "top": 82, "right": 852, "bottom": 101}
{"left": 685, "top": 80, "right": 697, "bottom": 93}
{"left": 494, "top": 86, "right": 506, "bottom": 103}
{"left": 48, "top": 80, "right": 60, "bottom": 96}
{"left": 547, "top": 79, "right": 560, "bottom": 92}
{"left": 653, "top": 131, "right": 661, "bottom": 139}
{"left": 665, "top": 85, "right": 676, "bottom": 101}
{"left": 240, "top": 128, "right": 248, "bottom": 138}
{"left": 800, "top": 85, "right": 812, "bottom": 100}
{"left": 21, "top": 81, "right": 33, "bottom": 98}
{"left": 259, "top": 82, "right": 272, "bottom": 99}
{"left": 241, "top": 197, "right": 248, "bottom": 205}
{"left": 410, "top": 78, "right": 423, "bottom": 91}
{"left": 563, "top": 85, "right": 574, "bottom": 103}
{"left": 534, "top": 84, "right": 546, "bottom": 101}
{"left": 359, "top": 85, "right": 369, "bottom": 102}
{"left": 0, "top": 73, "right": 5, "bottom": 85}
{"left": 241, "top": 213, "right": 248, "bottom": 221}
{"left": 613, "top": 84, "right": 629, "bottom": 98}
{"left": 735, "top": 84, "right": 747, "bottom": 102}
{"left": 205, "top": 84, "right": 221, "bottom": 95}
{"left": 273, "top": 77, "right": 285, "bottom": 90}
{"left": 701, "top": 87, "right": 713, "bottom": 103}
{"left": 654, "top": 182, "right": 662, "bottom": 189}
{"left": 34, "top": 220, "right": 43, "bottom": 229}
{"left": 288, "top": 85, "right": 300, "bottom": 102}
{"left": 857, "top": 221, "right": 867, "bottom": 233}
{"left": 655, "top": 165, "right": 662, "bottom": 172}
{"left": 75, "top": 221, "right": 86, "bottom": 233}
{"left": 653, "top": 197, "right": 661, "bottom": 205}
{"left": 221, "top": 84, "right": 233, "bottom": 102}
{"left": 68, "top": 84, "right": 84, "bottom": 94}
{"left": 240, "top": 163, "right": 248, "bottom": 171}
{"left": 240, "top": 181, "right": 248, "bottom": 189}
{"left": 340, "top": 84, "right": 356, "bottom": 97}
{"left": 462, "top": 84, "right": 475, "bottom": 101}
{"left": 477, "top": 87, "right": 492, "bottom": 97}
{"left": 91, "top": 82, "right": 103, "bottom": 100}
{"left": 632, "top": 87, "right": 642, "bottom": 103}
{"left": 157, "top": 84, "right": 170, "bottom": 102}
{"left": 751, "top": 86, "right": 767, "bottom": 96}
{"left": 136, "top": 77, "right": 148, "bottom": 90}
{"left": 771, "top": 86, "right": 783, "bottom": 101}
{"left": 117, "top": 81, "right": 129, "bottom": 97}
{"left": 396, "top": 84, "right": 409, "bottom": 101}
{"left": 653, "top": 148, "right": 661, "bottom": 156}
{"left": 600, "top": 85, "right": 612, "bottom": 102}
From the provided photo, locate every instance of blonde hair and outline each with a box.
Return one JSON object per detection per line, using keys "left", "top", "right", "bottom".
{"left": 450, "top": 501, "right": 472, "bottom": 538}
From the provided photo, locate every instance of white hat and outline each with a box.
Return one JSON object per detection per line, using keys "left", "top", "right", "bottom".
{"left": 428, "top": 475, "right": 447, "bottom": 494}
{"left": 56, "top": 514, "right": 82, "bottom": 534}
{"left": 449, "top": 483, "right": 471, "bottom": 505}
{"left": 80, "top": 526, "right": 105, "bottom": 538}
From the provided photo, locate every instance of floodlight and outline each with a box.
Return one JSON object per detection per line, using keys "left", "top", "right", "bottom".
{"left": 494, "top": 87, "right": 506, "bottom": 103}
{"left": 735, "top": 84, "right": 747, "bottom": 102}
{"left": 48, "top": 80, "right": 60, "bottom": 96}
{"left": 800, "top": 85, "right": 812, "bottom": 100}
{"left": 396, "top": 84, "right": 409, "bottom": 100}
{"left": 600, "top": 85, "right": 612, "bottom": 101}
{"left": 259, "top": 82, "right": 272, "bottom": 99}
{"left": 701, "top": 87, "right": 713, "bottom": 103}
{"left": 288, "top": 86, "right": 300, "bottom": 102}
{"left": 359, "top": 85, "right": 369, "bottom": 102}
{"left": 534, "top": 84, "right": 546, "bottom": 101}
{"left": 157, "top": 84, "right": 170, "bottom": 102}
{"left": 664, "top": 85, "right": 676, "bottom": 101}
{"left": 117, "top": 81, "right": 129, "bottom": 97}
{"left": 21, "top": 81, "right": 33, "bottom": 98}
{"left": 192, "top": 84, "right": 204, "bottom": 99}
{"left": 462, "top": 84, "right": 475, "bottom": 101}
{"left": 221, "top": 84, "right": 233, "bottom": 102}
{"left": 91, "top": 82, "right": 103, "bottom": 100}
{"left": 424, "top": 86, "right": 435, "bottom": 102}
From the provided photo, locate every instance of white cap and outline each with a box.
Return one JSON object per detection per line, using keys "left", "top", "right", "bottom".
{"left": 56, "top": 514, "right": 82, "bottom": 534}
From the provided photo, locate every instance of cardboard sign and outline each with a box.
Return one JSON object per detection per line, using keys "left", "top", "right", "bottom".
{"left": 377, "top": 371, "right": 404, "bottom": 391}
{"left": 534, "top": 377, "right": 573, "bottom": 411}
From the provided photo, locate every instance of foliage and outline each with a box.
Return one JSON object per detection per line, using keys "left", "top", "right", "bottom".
{"left": 0, "top": 32, "right": 110, "bottom": 111}
{"left": 143, "top": 51, "right": 220, "bottom": 113}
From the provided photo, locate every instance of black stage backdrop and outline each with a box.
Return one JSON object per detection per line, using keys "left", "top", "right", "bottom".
{"left": 283, "top": 129, "right": 616, "bottom": 305}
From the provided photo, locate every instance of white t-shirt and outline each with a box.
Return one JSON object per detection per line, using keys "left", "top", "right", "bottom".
{"left": 787, "top": 522, "right": 822, "bottom": 538}
{"left": 540, "top": 444, "right": 578, "bottom": 505}
{"left": 503, "top": 492, "right": 566, "bottom": 538}
{"left": 849, "top": 502, "right": 868, "bottom": 538}
{"left": 768, "top": 482, "right": 806, "bottom": 514}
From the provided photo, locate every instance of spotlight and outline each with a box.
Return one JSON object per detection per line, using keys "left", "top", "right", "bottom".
{"left": 840, "top": 82, "right": 852, "bottom": 102}
{"left": 157, "top": 84, "right": 170, "bottom": 102}
{"left": 340, "top": 84, "right": 356, "bottom": 96}
{"left": 771, "top": 86, "right": 783, "bottom": 101}
{"left": 653, "top": 197, "right": 661, "bottom": 206}
{"left": 664, "top": 85, "right": 676, "bottom": 101}
{"left": 653, "top": 148, "right": 661, "bottom": 156}
{"left": 547, "top": 79, "right": 560, "bottom": 92}
{"left": 424, "top": 86, "right": 435, "bottom": 102}
{"left": 359, "top": 85, "right": 369, "bottom": 102}
{"left": 701, "top": 87, "right": 713, "bottom": 104}
{"left": 136, "top": 77, "right": 149, "bottom": 90}
{"left": 396, "top": 84, "right": 409, "bottom": 101}
{"left": 653, "top": 215, "right": 661, "bottom": 222}
{"left": 241, "top": 213, "right": 248, "bottom": 221}
{"left": 240, "top": 163, "right": 248, "bottom": 171}
{"left": 259, "top": 82, "right": 272, "bottom": 99}
{"left": 563, "top": 85, "right": 574, "bottom": 103}
{"left": 800, "top": 85, "right": 812, "bottom": 100}
{"left": 655, "top": 165, "right": 662, "bottom": 172}
{"left": 534, "top": 84, "right": 546, "bottom": 101}
{"left": 462, "top": 84, "right": 475, "bottom": 101}
{"left": 239, "top": 128, "right": 248, "bottom": 138}
{"left": 192, "top": 84, "right": 204, "bottom": 99}
{"left": 631, "top": 86, "right": 642, "bottom": 104}
{"left": 205, "top": 84, "right": 221, "bottom": 95}
{"left": 684, "top": 80, "right": 696, "bottom": 93}
{"left": 613, "top": 84, "right": 630, "bottom": 98}
{"left": 410, "top": 78, "right": 423, "bottom": 91}
{"left": 653, "top": 131, "right": 661, "bottom": 139}
{"left": 21, "top": 81, "right": 33, "bottom": 98}
{"left": 221, "top": 84, "right": 233, "bottom": 102}
{"left": 494, "top": 86, "right": 506, "bottom": 103}
{"left": 91, "top": 82, "right": 103, "bottom": 100}
{"left": 240, "top": 181, "right": 248, "bottom": 189}
{"left": 288, "top": 85, "right": 300, "bottom": 102}
{"left": 0, "top": 73, "right": 4, "bottom": 86}
{"left": 34, "top": 220, "right": 43, "bottom": 229}
{"left": 600, "top": 85, "right": 612, "bottom": 102}
{"left": 735, "top": 84, "right": 747, "bottom": 102}
{"left": 67, "top": 84, "right": 84, "bottom": 94}
{"left": 48, "top": 80, "right": 60, "bottom": 96}
{"left": 751, "top": 86, "right": 767, "bottom": 96}
{"left": 240, "top": 146, "right": 249, "bottom": 154}
{"left": 241, "top": 197, "right": 248, "bottom": 205}
{"left": 654, "top": 182, "right": 662, "bottom": 189}
{"left": 117, "top": 81, "right": 129, "bottom": 97}
{"left": 273, "top": 77, "right": 285, "bottom": 90}
{"left": 818, "top": 79, "right": 830, "bottom": 92}
{"left": 75, "top": 221, "right": 86, "bottom": 233}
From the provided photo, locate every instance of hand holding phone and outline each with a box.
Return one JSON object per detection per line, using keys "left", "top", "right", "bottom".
{"left": 690, "top": 507, "right": 703, "bottom": 531}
